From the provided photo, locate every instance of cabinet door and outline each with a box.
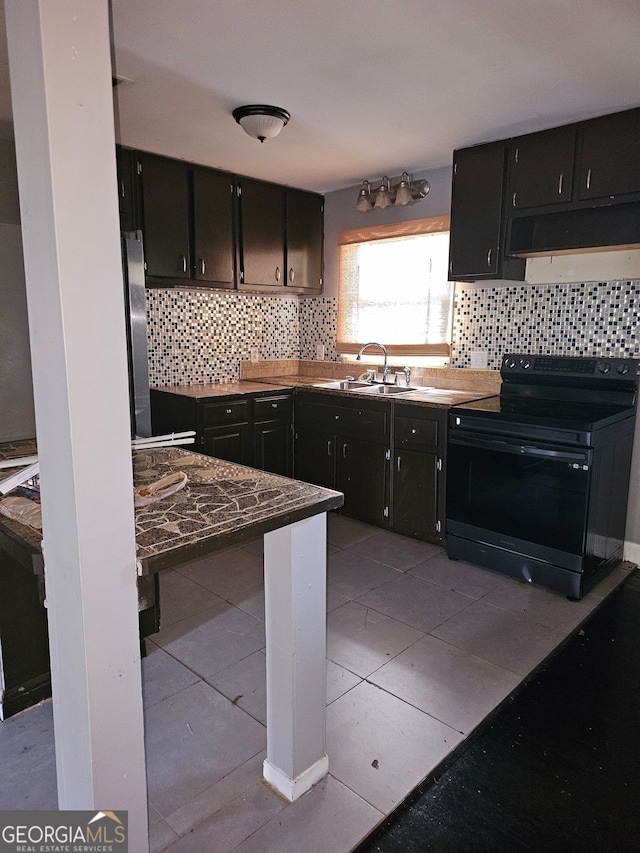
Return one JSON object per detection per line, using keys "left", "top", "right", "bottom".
{"left": 448, "top": 143, "right": 524, "bottom": 281}
{"left": 115, "top": 146, "right": 138, "bottom": 231}
{"left": 238, "top": 178, "right": 285, "bottom": 288}
{"left": 192, "top": 167, "right": 235, "bottom": 286}
{"left": 578, "top": 109, "right": 640, "bottom": 201}
{"left": 510, "top": 127, "right": 575, "bottom": 210}
{"left": 139, "top": 153, "right": 191, "bottom": 280}
{"left": 294, "top": 429, "right": 335, "bottom": 489}
{"left": 336, "top": 437, "right": 388, "bottom": 527}
{"left": 202, "top": 423, "right": 252, "bottom": 465}
{"left": 392, "top": 449, "right": 441, "bottom": 542}
{"left": 254, "top": 421, "right": 292, "bottom": 476}
{"left": 285, "top": 189, "right": 323, "bottom": 292}
{"left": 0, "top": 540, "right": 50, "bottom": 719}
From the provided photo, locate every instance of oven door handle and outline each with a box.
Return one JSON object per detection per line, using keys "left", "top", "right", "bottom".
{"left": 449, "top": 432, "right": 590, "bottom": 465}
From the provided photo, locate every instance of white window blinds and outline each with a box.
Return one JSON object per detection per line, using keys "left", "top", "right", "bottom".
{"left": 337, "top": 215, "right": 452, "bottom": 357}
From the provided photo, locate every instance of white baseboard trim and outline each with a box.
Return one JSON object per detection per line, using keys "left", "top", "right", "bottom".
{"left": 624, "top": 540, "right": 640, "bottom": 566}
{"left": 263, "top": 754, "right": 329, "bottom": 802}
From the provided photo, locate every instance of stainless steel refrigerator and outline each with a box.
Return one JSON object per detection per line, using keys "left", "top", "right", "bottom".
{"left": 122, "top": 230, "right": 152, "bottom": 437}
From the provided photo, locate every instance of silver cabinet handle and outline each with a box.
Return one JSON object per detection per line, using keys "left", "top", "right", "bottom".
{"left": 289, "top": 268, "right": 295, "bottom": 282}
{"left": 586, "top": 168, "right": 592, "bottom": 190}
{"left": 327, "top": 440, "right": 332, "bottom": 457}
{"left": 200, "top": 259, "right": 206, "bottom": 276}
{"left": 487, "top": 249, "right": 492, "bottom": 267}
{"left": 342, "top": 443, "right": 347, "bottom": 459}
{"left": 275, "top": 267, "right": 281, "bottom": 282}
{"left": 397, "top": 456, "right": 402, "bottom": 471}
{"left": 181, "top": 255, "right": 187, "bottom": 273}
{"left": 120, "top": 179, "right": 125, "bottom": 198}
{"left": 512, "top": 191, "right": 517, "bottom": 207}
{"left": 558, "top": 173, "right": 563, "bottom": 195}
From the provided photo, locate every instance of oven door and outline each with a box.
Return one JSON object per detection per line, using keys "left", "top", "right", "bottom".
{"left": 447, "top": 429, "right": 592, "bottom": 570}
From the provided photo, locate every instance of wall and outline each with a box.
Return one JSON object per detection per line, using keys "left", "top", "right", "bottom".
{"left": 0, "top": 130, "right": 36, "bottom": 442}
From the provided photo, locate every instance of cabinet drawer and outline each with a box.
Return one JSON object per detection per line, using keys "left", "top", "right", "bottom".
{"left": 300, "top": 400, "right": 388, "bottom": 439}
{"left": 395, "top": 415, "right": 440, "bottom": 449}
{"left": 254, "top": 394, "right": 292, "bottom": 422}
{"left": 202, "top": 399, "right": 249, "bottom": 426}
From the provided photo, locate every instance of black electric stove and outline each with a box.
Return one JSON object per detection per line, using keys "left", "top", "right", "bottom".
{"left": 446, "top": 354, "right": 638, "bottom": 599}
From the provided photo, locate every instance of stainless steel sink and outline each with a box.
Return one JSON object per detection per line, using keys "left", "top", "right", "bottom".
{"left": 312, "top": 379, "right": 374, "bottom": 391}
{"left": 359, "top": 384, "right": 418, "bottom": 395}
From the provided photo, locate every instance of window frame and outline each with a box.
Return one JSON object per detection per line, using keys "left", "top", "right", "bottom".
{"left": 337, "top": 214, "right": 452, "bottom": 358}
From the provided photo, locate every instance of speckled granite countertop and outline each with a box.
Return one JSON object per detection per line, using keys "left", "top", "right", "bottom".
{"left": 151, "top": 380, "right": 294, "bottom": 399}
{"left": 152, "top": 376, "right": 496, "bottom": 408}
{"left": 0, "top": 443, "right": 343, "bottom": 572}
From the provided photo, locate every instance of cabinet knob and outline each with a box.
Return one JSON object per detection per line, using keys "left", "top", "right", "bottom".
{"left": 275, "top": 266, "right": 281, "bottom": 282}
{"left": 411, "top": 428, "right": 417, "bottom": 434}
{"left": 289, "top": 268, "right": 295, "bottom": 282}
{"left": 226, "top": 408, "right": 232, "bottom": 414}
{"left": 271, "top": 403, "right": 278, "bottom": 409}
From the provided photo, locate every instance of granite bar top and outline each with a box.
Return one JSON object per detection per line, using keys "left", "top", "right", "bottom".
{"left": 0, "top": 442, "right": 344, "bottom": 573}
{"left": 132, "top": 448, "right": 343, "bottom": 573}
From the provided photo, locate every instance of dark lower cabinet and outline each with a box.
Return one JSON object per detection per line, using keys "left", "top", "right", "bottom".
{"left": 254, "top": 420, "right": 292, "bottom": 477}
{"left": 391, "top": 404, "right": 447, "bottom": 544}
{"left": 0, "top": 531, "right": 159, "bottom": 720}
{"left": 151, "top": 388, "right": 293, "bottom": 474}
{"left": 202, "top": 422, "right": 252, "bottom": 465}
{"left": 0, "top": 533, "right": 49, "bottom": 720}
{"left": 294, "top": 392, "right": 390, "bottom": 527}
{"left": 392, "top": 448, "right": 440, "bottom": 541}
{"left": 336, "top": 436, "right": 388, "bottom": 527}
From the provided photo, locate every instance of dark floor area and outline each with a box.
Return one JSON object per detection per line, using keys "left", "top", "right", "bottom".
{"left": 355, "top": 570, "right": 640, "bottom": 853}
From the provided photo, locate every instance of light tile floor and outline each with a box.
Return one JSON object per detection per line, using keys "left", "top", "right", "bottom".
{"left": 0, "top": 513, "right": 634, "bottom": 852}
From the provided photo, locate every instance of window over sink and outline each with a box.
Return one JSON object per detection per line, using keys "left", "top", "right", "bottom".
{"left": 337, "top": 214, "right": 453, "bottom": 361}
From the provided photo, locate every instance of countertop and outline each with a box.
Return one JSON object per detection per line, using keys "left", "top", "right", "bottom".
{"left": 0, "top": 443, "right": 344, "bottom": 572}
{"left": 153, "top": 376, "right": 496, "bottom": 408}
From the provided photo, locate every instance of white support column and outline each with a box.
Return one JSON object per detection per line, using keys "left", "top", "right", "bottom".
{"left": 5, "top": 2, "right": 148, "bottom": 850}
{"left": 262, "top": 513, "right": 329, "bottom": 800}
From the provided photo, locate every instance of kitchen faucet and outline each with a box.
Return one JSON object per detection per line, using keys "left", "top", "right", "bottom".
{"left": 356, "top": 342, "right": 388, "bottom": 383}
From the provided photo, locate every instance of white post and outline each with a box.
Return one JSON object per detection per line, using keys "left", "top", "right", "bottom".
{"left": 5, "top": 2, "right": 148, "bottom": 849}
{"left": 262, "top": 513, "right": 329, "bottom": 800}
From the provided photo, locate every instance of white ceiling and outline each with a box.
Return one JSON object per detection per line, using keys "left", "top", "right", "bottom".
{"left": 2, "top": 0, "right": 640, "bottom": 193}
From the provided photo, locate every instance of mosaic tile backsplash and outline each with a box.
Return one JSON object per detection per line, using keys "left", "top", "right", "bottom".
{"left": 146, "top": 280, "right": 640, "bottom": 385}
{"left": 452, "top": 280, "right": 640, "bottom": 369}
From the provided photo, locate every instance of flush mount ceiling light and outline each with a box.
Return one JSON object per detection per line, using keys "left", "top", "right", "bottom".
{"left": 356, "top": 172, "right": 430, "bottom": 211}
{"left": 232, "top": 105, "right": 291, "bottom": 143}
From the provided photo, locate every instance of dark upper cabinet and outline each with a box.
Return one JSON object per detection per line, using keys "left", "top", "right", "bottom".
{"left": 285, "top": 189, "right": 324, "bottom": 292}
{"left": 138, "top": 152, "right": 191, "bottom": 280}
{"left": 192, "top": 167, "right": 235, "bottom": 287}
{"left": 115, "top": 146, "right": 138, "bottom": 232}
{"left": 448, "top": 142, "right": 525, "bottom": 282}
{"left": 237, "top": 179, "right": 324, "bottom": 293}
{"left": 237, "top": 178, "right": 286, "bottom": 288}
{"left": 509, "top": 127, "right": 576, "bottom": 210}
{"left": 578, "top": 109, "right": 640, "bottom": 201}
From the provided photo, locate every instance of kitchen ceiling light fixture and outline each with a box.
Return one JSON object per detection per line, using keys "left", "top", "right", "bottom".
{"left": 232, "top": 104, "right": 290, "bottom": 142}
{"left": 356, "top": 172, "right": 430, "bottom": 211}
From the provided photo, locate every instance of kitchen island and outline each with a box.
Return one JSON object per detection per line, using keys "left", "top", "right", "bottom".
{"left": 0, "top": 442, "right": 343, "bottom": 801}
